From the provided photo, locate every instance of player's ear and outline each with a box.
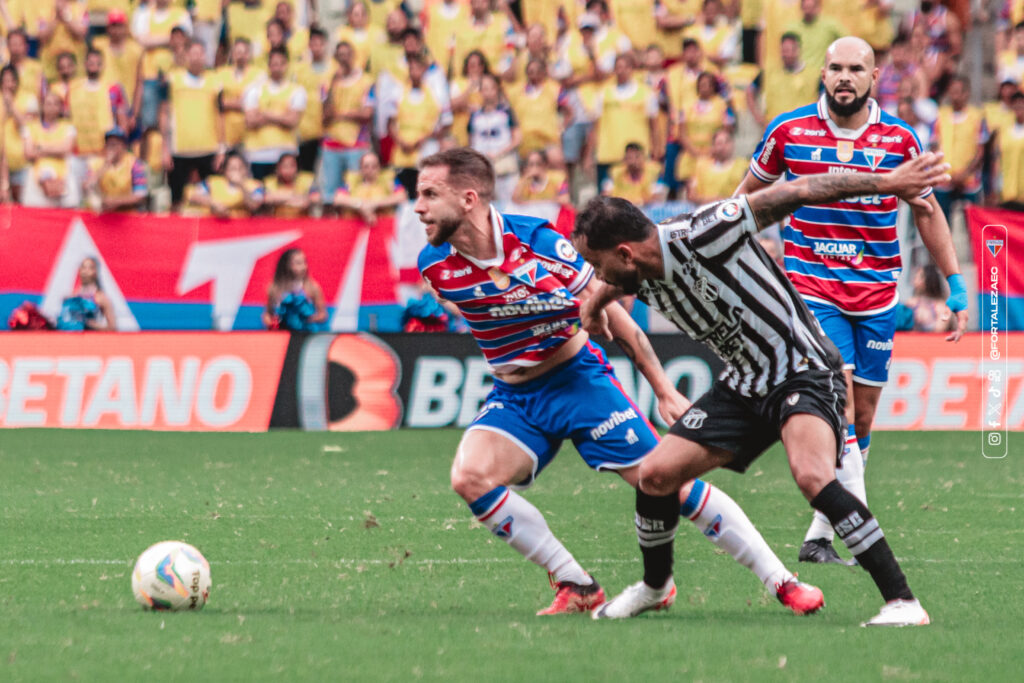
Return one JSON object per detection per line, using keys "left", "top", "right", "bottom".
{"left": 616, "top": 243, "right": 634, "bottom": 264}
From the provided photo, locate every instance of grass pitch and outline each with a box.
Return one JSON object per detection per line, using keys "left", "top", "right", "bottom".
{"left": 0, "top": 429, "right": 1020, "bottom": 682}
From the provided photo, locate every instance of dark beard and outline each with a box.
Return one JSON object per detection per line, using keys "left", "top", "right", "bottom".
{"left": 826, "top": 87, "right": 871, "bottom": 118}
{"left": 616, "top": 271, "right": 642, "bottom": 296}
{"left": 427, "top": 218, "right": 460, "bottom": 247}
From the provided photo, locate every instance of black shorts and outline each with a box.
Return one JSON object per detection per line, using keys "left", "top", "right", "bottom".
{"left": 668, "top": 369, "right": 847, "bottom": 473}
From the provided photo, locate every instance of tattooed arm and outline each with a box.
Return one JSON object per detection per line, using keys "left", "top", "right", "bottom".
{"left": 745, "top": 151, "right": 951, "bottom": 230}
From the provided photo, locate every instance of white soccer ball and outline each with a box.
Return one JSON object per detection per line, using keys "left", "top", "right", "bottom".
{"left": 131, "top": 541, "right": 211, "bottom": 611}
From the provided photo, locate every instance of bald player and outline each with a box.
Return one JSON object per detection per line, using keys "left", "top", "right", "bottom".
{"left": 735, "top": 37, "right": 968, "bottom": 565}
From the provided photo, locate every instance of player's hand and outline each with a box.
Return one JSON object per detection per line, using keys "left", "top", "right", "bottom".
{"left": 579, "top": 296, "right": 612, "bottom": 339}
{"left": 656, "top": 389, "right": 691, "bottom": 425}
{"left": 887, "top": 152, "right": 950, "bottom": 211}
{"left": 942, "top": 308, "right": 968, "bottom": 342}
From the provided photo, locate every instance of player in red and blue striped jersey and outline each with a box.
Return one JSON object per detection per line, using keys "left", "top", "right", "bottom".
{"left": 736, "top": 37, "right": 969, "bottom": 565}
{"left": 417, "top": 148, "right": 823, "bottom": 618}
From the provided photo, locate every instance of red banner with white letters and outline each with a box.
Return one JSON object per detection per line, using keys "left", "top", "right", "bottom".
{"left": 0, "top": 205, "right": 402, "bottom": 330}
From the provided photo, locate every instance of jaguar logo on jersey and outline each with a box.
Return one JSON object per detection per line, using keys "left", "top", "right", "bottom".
{"left": 555, "top": 238, "right": 578, "bottom": 262}
{"left": 494, "top": 516, "right": 514, "bottom": 538}
{"left": 488, "top": 267, "right": 511, "bottom": 290}
{"left": 812, "top": 239, "right": 865, "bottom": 264}
{"left": 716, "top": 201, "right": 741, "bottom": 222}
{"left": 863, "top": 148, "right": 886, "bottom": 171}
{"left": 681, "top": 408, "right": 707, "bottom": 430}
{"left": 836, "top": 141, "right": 855, "bottom": 163}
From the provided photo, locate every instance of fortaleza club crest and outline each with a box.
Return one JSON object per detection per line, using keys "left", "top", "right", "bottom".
{"left": 987, "top": 239, "right": 1004, "bottom": 257}
{"left": 863, "top": 148, "right": 886, "bottom": 171}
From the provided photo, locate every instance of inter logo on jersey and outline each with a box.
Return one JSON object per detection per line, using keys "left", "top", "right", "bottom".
{"left": 987, "top": 239, "right": 1004, "bottom": 257}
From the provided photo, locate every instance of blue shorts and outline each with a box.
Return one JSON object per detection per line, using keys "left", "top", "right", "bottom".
{"left": 805, "top": 299, "right": 896, "bottom": 386}
{"left": 468, "top": 342, "right": 660, "bottom": 489}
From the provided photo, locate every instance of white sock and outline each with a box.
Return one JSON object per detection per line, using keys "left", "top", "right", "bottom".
{"left": 682, "top": 480, "right": 792, "bottom": 593}
{"left": 804, "top": 425, "right": 865, "bottom": 543}
{"left": 471, "top": 486, "right": 591, "bottom": 586}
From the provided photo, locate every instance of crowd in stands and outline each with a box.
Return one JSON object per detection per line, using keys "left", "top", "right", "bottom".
{"left": 0, "top": 0, "right": 1021, "bottom": 223}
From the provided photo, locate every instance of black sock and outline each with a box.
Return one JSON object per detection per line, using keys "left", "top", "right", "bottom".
{"left": 811, "top": 480, "right": 914, "bottom": 602}
{"left": 635, "top": 489, "right": 679, "bottom": 589}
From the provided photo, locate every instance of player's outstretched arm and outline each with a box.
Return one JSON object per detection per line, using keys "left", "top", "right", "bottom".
{"left": 745, "top": 152, "right": 952, "bottom": 230}
{"left": 911, "top": 195, "right": 969, "bottom": 342}
{"left": 578, "top": 278, "right": 690, "bottom": 423}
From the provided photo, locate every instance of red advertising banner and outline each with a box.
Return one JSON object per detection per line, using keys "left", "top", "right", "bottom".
{"left": 0, "top": 206, "right": 402, "bottom": 331}
{"left": 0, "top": 333, "right": 288, "bottom": 430}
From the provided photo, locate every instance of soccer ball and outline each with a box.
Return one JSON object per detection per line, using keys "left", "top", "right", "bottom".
{"left": 131, "top": 541, "right": 211, "bottom": 611}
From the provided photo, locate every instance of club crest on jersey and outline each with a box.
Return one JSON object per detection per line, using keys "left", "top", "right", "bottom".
{"left": 494, "top": 516, "right": 514, "bottom": 538}
{"left": 716, "top": 201, "right": 741, "bottom": 221}
{"left": 787, "top": 393, "right": 800, "bottom": 406}
{"left": 555, "top": 238, "right": 578, "bottom": 262}
{"left": 863, "top": 147, "right": 886, "bottom": 171}
{"left": 836, "top": 141, "right": 855, "bottom": 163}
{"left": 987, "top": 239, "right": 1004, "bottom": 257}
{"left": 512, "top": 260, "right": 538, "bottom": 286}
{"left": 488, "top": 267, "right": 511, "bottom": 290}
{"left": 681, "top": 408, "right": 707, "bottom": 430}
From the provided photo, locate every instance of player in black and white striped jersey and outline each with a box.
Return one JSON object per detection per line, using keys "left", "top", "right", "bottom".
{"left": 573, "top": 151, "right": 950, "bottom": 627}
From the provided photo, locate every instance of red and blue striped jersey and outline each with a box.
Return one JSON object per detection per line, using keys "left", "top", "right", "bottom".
{"left": 418, "top": 207, "right": 593, "bottom": 371}
{"left": 749, "top": 96, "right": 928, "bottom": 314}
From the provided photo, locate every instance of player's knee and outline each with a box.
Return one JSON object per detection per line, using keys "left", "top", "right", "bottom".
{"left": 638, "top": 460, "right": 678, "bottom": 497}
{"left": 792, "top": 464, "right": 831, "bottom": 501}
{"left": 450, "top": 460, "right": 496, "bottom": 503}
{"left": 853, "top": 414, "right": 872, "bottom": 440}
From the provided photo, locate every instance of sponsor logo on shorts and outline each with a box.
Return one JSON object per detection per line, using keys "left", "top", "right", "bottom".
{"left": 590, "top": 408, "right": 638, "bottom": 441}
{"left": 866, "top": 339, "right": 894, "bottom": 351}
{"left": 626, "top": 428, "right": 639, "bottom": 445}
{"left": 787, "top": 393, "right": 800, "bottom": 406}
{"left": 681, "top": 408, "right": 707, "bottom": 430}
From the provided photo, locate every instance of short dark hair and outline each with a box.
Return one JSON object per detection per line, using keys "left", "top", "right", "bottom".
{"left": 420, "top": 147, "right": 495, "bottom": 200}
{"left": 573, "top": 196, "right": 655, "bottom": 251}
{"left": 1011, "top": 91, "right": 1024, "bottom": 104}
{"left": 86, "top": 47, "right": 103, "bottom": 60}
{"left": 309, "top": 25, "right": 327, "bottom": 41}
{"left": 682, "top": 38, "right": 700, "bottom": 50}
{"left": 624, "top": 142, "right": 644, "bottom": 154}
{"left": 780, "top": 31, "right": 801, "bottom": 45}
{"left": 269, "top": 46, "right": 290, "bottom": 62}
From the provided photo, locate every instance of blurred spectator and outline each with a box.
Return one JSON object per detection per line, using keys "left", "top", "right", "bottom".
{"left": 844, "top": 0, "right": 894, "bottom": 53}
{"left": 68, "top": 49, "right": 128, "bottom": 169}
{"left": 244, "top": 46, "right": 307, "bottom": 180}
{"left": 993, "top": 91, "right": 1024, "bottom": 207}
{"left": 762, "top": 0, "right": 804, "bottom": 70}
{"left": 643, "top": 44, "right": 670, "bottom": 163}
{"left": 21, "top": 91, "right": 79, "bottom": 208}
{"left": 453, "top": 0, "right": 515, "bottom": 78}
{"left": 257, "top": 19, "right": 291, "bottom": 70}
{"left": 909, "top": 21, "right": 953, "bottom": 101}
{"left": 321, "top": 40, "right": 375, "bottom": 202}
{"left": 904, "top": 0, "right": 962, "bottom": 59}
{"left": 263, "top": 247, "right": 327, "bottom": 331}
{"left": 876, "top": 35, "right": 928, "bottom": 116}
{"left": 337, "top": 1, "right": 387, "bottom": 74}
{"left": 900, "top": 264, "right": 955, "bottom": 332}
{"left": 783, "top": 0, "right": 842, "bottom": 72}
{"left": 56, "top": 257, "right": 116, "bottom": 331}
{"left": 611, "top": 0, "right": 659, "bottom": 59}
{"left": 162, "top": 40, "right": 224, "bottom": 208}
{"left": 674, "top": 70, "right": 734, "bottom": 188}
{"left": 688, "top": 127, "right": 746, "bottom": 202}
{"left": 263, "top": 152, "right": 320, "bottom": 218}
{"left": 1, "top": 64, "right": 39, "bottom": 204}
{"left": 333, "top": 150, "right": 407, "bottom": 222}
{"left": 93, "top": 11, "right": 142, "bottom": 130}
{"left": 683, "top": 0, "right": 740, "bottom": 69}
{"left": 369, "top": 8, "right": 409, "bottom": 80}
{"left": 388, "top": 53, "right": 448, "bottom": 197}
{"left": 664, "top": 38, "right": 715, "bottom": 193}
{"left": 512, "top": 149, "right": 570, "bottom": 204}
{"left": 897, "top": 96, "right": 933, "bottom": 151}
{"left": 656, "top": 0, "right": 702, "bottom": 60}
{"left": 192, "top": 0, "right": 224, "bottom": 67}
{"left": 217, "top": 38, "right": 260, "bottom": 149}
{"left": 84, "top": 126, "right": 148, "bottom": 213}
{"left": 504, "top": 21, "right": 551, "bottom": 85}
{"left": 39, "top": 0, "right": 89, "bottom": 83}
{"left": 184, "top": 151, "right": 264, "bottom": 218}
{"left": 450, "top": 50, "right": 490, "bottom": 147}
{"left": 932, "top": 75, "right": 988, "bottom": 221}
{"left": 5, "top": 29, "right": 44, "bottom": 99}
{"left": 50, "top": 52, "right": 79, "bottom": 109}
{"left": 263, "top": 1, "right": 309, "bottom": 65}
{"left": 998, "top": 22, "right": 1024, "bottom": 84}
{"left": 602, "top": 141, "right": 666, "bottom": 205}
{"left": 509, "top": 57, "right": 563, "bottom": 163}
{"left": 293, "top": 26, "right": 331, "bottom": 174}
{"left": 591, "top": 52, "right": 658, "bottom": 190}
{"left": 748, "top": 32, "right": 820, "bottom": 128}
{"left": 468, "top": 73, "right": 522, "bottom": 203}
{"left": 996, "top": 1, "right": 1024, "bottom": 53}
{"left": 986, "top": 79, "right": 1022, "bottom": 140}
{"left": 423, "top": 0, "right": 470, "bottom": 75}
{"left": 133, "top": 0, "right": 193, "bottom": 132}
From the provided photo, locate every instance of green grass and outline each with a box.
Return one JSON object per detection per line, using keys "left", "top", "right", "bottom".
{"left": 0, "top": 429, "right": 1020, "bottom": 682}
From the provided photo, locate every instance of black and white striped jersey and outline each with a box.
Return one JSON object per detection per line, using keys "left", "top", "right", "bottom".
{"left": 637, "top": 196, "right": 844, "bottom": 397}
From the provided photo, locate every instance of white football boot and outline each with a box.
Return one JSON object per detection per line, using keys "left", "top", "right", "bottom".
{"left": 592, "top": 578, "right": 677, "bottom": 619}
{"left": 861, "top": 599, "right": 931, "bottom": 627}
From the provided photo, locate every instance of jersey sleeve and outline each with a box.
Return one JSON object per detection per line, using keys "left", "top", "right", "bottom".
{"left": 529, "top": 224, "right": 594, "bottom": 294}
{"left": 901, "top": 125, "right": 934, "bottom": 198}
{"left": 683, "top": 197, "right": 758, "bottom": 262}
{"left": 749, "top": 119, "right": 787, "bottom": 182}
